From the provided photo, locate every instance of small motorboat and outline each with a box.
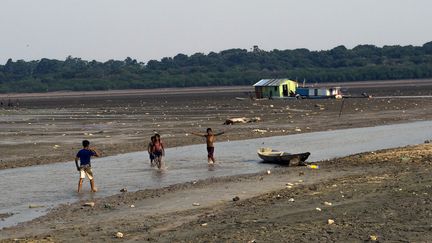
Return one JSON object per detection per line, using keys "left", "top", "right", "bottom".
{"left": 257, "top": 148, "right": 310, "bottom": 166}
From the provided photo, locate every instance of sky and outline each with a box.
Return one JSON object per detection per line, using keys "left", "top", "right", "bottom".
{"left": 1, "top": 0, "right": 432, "bottom": 64}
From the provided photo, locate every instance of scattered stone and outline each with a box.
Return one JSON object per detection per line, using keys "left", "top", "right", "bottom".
{"left": 266, "top": 170, "right": 271, "bottom": 175}
{"left": 324, "top": 202, "right": 333, "bottom": 206}
{"left": 316, "top": 207, "right": 322, "bottom": 211}
{"left": 276, "top": 194, "right": 282, "bottom": 199}
{"left": 294, "top": 128, "right": 302, "bottom": 132}
{"left": 288, "top": 198, "right": 295, "bottom": 202}
{"left": 369, "top": 235, "right": 378, "bottom": 241}
{"left": 83, "top": 202, "right": 95, "bottom": 207}
{"left": 327, "top": 219, "right": 335, "bottom": 225}
{"left": 130, "top": 205, "right": 135, "bottom": 208}
{"left": 308, "top": 185, "right": 318, "bottom": 191}
{"left": 115, "top": 232, "right": 124, "bottom": 238}
{"left": 232, "top": 196, "right": 240, "bottom": 202}
{"left": 120, "top": 188, "right": 128, "bottom": 192}
{"left": 104, "top": 204, "right": 113, "bottom": 209}
{"left": 201, "top": 223, "right": 208, "bottom": 227}
{"left": 252, "top": 129, "right": 267, "bottom": 134}
{"left": 192, "top": 202, "right": 200, "bottom": 206}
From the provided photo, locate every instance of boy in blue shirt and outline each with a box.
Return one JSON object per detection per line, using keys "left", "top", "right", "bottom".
{"left": 75, "top": 140, "right": 101, "bottom": 193}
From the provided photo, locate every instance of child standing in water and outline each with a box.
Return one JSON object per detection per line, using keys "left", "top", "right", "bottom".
{"left": 153, "top": 134, "right": 165, "bottom": 169}
{"left": 147, "top": 136, "right": 156, "bottom": 167}
{"left": 75, "top": 140, "right": 101, "bottom": 193}
{"left": 192, "top": 128, "right": 224, "bottom": 165}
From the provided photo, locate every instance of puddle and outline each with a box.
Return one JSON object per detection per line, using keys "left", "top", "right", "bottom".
{"left": 0, "top": 120, "right": 431, "bottom": 228}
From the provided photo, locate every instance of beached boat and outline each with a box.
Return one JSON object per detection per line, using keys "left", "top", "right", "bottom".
{"left": 257, "top": 148, "right": 310, "bottom": 165}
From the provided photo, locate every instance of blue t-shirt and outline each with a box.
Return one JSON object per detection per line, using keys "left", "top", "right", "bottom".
{"left": 76, "top": 149, "right": 96, "bottom": 166}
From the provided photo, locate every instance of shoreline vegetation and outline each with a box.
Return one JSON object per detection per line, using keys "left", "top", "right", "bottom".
{"left": 1, "top": 42, "right": 432, "bottom": 93}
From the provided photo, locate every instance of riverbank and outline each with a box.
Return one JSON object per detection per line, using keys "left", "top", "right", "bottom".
{"left": 1, "top": 80, "right": 432, "bottom": 170}
{"left": 1, "top": 143, "right": 431, "bottom": 242}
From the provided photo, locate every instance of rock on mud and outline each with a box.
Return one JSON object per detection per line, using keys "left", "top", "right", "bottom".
{"left": 83, "top": 202, "right": 95, "bottom": 207}
{"left": 115, "top": 232, "right": 124, "bottom": 238}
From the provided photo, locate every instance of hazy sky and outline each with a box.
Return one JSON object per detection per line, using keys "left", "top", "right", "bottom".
{"left": 1, "top": 0, "right": 431, "bottom": 64}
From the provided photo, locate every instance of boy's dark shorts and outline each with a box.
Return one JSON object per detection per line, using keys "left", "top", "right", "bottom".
{"left": 207, "top": 147, "right": 214, "bottom": 158}
{"left": 154, "top": 150, "right": 163, "bottom": 157}
{"left": 149, "top": 153, "right": 155, "bottom": 160}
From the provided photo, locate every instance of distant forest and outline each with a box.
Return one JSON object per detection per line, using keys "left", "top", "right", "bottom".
{"left": 1, "top": 42, "right": 432, "bottom": 93}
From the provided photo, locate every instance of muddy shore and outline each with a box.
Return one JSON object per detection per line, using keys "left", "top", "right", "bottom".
{"left": 1, "top": 80, "right": 432, "bottom": 170}
{"left": 1, "top": 143, "right": 431, "bottom": 242}
{"left": 1, "top": 80, "right": 432, "bottom": 242}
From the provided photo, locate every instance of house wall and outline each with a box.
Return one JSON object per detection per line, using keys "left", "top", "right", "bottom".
{"left": 276, "top": 80, "right": 297, "bottom": 97}
{"left": 254, "top": 79, "right": 297, "bottom": 98}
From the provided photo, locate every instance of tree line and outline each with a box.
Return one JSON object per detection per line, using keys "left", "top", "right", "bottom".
{"left": 1, "top": 42, "right": 432, "bottom": 93}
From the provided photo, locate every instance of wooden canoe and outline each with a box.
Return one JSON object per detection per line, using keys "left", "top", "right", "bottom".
{"left": 257, "top": 148, "right": 310, "bottom": 166}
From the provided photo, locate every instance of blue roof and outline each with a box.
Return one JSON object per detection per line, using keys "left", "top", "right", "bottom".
{"left": 253, "top": 79, "right": 295, "bottom": 87}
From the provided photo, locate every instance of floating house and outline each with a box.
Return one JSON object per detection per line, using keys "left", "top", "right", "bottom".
{"left": 296, "top": 87, "right": 342, "bottom": 99}
{"left": 253, "top": 79, "right": 298, "bottom": 99}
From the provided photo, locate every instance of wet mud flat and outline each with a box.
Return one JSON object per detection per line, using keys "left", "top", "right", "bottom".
{"left": 1, "top": 80, "right": 432, "bottom": 170}
{"left": 1, "top": 143, "right": 431, "bottom": 242}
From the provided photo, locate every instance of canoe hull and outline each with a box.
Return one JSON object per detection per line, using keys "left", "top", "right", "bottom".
{"left": 257, "top": 148, "right": 310, "bottom": 166}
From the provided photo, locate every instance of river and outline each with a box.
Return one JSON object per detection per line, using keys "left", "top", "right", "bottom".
{"left": 0, "top": 120, "right": 431, "bottom": 228}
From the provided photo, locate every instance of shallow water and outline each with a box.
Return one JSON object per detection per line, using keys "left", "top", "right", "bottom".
{"left": 1, "top": 120, "right": 431, "bottom": 228}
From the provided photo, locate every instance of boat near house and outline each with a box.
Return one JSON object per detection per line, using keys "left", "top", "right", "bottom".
{"left": 296, "top": 86, "right": 343, "bottom": 99}
{"left": 252, "top": 79, "right": 343, "bottom": 99}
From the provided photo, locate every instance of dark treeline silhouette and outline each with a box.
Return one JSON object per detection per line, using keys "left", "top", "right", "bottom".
{"left": 1, "top": 42, "right": 432, "bottom": 93}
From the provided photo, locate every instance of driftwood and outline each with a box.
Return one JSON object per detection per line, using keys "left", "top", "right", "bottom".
{"left": 223, "top": 117, "right": 261, "bottom": 125}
